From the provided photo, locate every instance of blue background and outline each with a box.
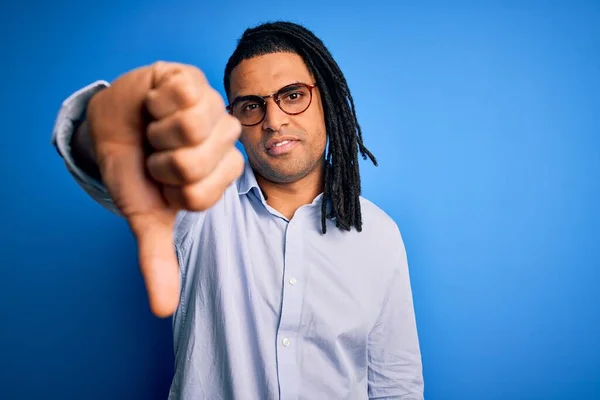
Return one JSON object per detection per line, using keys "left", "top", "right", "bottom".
{"left": 1, "top": 1, "right": 598, "bottom": 399}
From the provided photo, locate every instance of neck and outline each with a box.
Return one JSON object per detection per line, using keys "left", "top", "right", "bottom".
{"left": 255, "top": 162, "right": 325, "bottom": 220}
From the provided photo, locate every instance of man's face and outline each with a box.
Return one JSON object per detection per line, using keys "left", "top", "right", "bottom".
{"left": 228, "top": 52, "right": 327, "bottom": 184}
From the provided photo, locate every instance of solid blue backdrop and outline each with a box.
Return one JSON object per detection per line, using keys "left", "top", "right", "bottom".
{"left": 1, "top": 1, "right": 598, "bottom": 399}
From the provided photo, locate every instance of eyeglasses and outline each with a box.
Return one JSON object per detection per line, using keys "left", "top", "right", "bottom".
{"left": 226, "top": 82, "right": 317, "bottom": 126}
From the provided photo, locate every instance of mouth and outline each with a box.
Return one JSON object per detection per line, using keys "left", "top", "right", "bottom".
{"left": 265, "top": 137, "right": 300, "bottom": 156}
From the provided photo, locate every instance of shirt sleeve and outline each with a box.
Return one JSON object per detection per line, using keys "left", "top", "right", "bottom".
{"left": 51, "top": 80, "right": 125, "bottom": 217}
{"left": 50, "top": 80, "right": 198, "bottom": 238}
{"left": 367, "top": 224, "right": 424, "bottom": 400}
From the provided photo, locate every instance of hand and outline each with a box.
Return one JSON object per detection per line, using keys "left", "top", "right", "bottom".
{"left": 86, "top": 61, "right": 244, "bottom": 317}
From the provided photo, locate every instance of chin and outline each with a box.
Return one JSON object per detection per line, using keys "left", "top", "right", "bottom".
{"left": 256, "top": 163, "right": 308, "bottom": 183}
{"left": 267, "top": 169, "right": 306, "bottom": 183}
{"left": 250, "top": 152, "right": 324, "bottom": 183}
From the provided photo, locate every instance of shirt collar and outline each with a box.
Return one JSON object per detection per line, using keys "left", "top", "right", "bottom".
{"left": 237, "top": 161, "right": 260, "bottom": 196}
{"left": 237, "top": 161, "right": 333, "bottom": 215}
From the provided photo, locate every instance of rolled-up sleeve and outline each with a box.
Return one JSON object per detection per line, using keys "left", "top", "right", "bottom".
{"left": 368, "top": 225, "right": 424, "bottom": 399}
{"left": 51, "top": 80, "right": 123, "bottom": 216}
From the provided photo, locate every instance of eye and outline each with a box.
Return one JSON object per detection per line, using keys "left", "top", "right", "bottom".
{"left": 283, "top": 91, "right": 304, "bottom": 102}
{"left": 243, "top": 103, "right": 260, "bottom": 112}
{"left": 236, "top": 101, "right": 263, "bottom": 116}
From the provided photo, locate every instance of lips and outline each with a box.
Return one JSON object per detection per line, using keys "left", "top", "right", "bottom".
{"left": 266, "top": 136, "right": 300, "bottom": 150}
{"left": 265, "top": 136, "right": 300, "bottom": 156}
{"left": 269, "top": 139, "right": 293, "bottom": 149}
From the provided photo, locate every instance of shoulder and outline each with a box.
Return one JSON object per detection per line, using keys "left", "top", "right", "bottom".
{"left": 358, "top": 196, "right": 403, "bottom": 239}
{"left": 357, "top": 196, "right": 409, "bottom": 264}
{"left": 172, "top": 180, "right": 242, "bottom": 248}
{"left": 345, "top": 197, "right": 411, "bottom": 296}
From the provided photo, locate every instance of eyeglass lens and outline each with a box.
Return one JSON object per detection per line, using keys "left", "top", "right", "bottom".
{"left": 231, "top": 83, "right": 312, "bottom": 126}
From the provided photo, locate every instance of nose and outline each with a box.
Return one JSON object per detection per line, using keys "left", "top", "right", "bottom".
{"left": 261, "top": 98, "right": 290, "bottom": 132}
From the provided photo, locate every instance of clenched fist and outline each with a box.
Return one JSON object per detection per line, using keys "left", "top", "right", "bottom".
{"left": 86, "top": 61, "right": 244, "bottom": 317}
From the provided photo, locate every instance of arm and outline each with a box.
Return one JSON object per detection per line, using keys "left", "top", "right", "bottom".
{"left": 367, "top": 226, "right": 424, "bottom": 399}
{"left": 51, "top": 65, "right": 243, "bottom": 317}
{"left": 71, "top": 119, "right": 101, "bottom": 182}
{"left": 51, "top": 80, "right": 123, "bottom": 216}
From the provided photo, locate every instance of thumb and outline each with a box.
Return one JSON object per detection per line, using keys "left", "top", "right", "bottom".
{"left": 88, "top": 64, "right": 181, "bottom": 318}
{"left": 129, "top": 212, "right": 180, "bottom": 318}
{"left": 95, "top": 144, "right": 180, "bottom": 318}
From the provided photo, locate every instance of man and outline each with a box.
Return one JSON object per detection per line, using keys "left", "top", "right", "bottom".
{"left": 52, "top": 21, "right": 424, "bottom": 399}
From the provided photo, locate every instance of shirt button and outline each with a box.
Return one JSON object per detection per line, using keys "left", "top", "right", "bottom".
{"left": 282, "top": 338, "right": 291, "bottom": 347}
{"left": 289, "top": 277, "right": 297, "bottom": 285}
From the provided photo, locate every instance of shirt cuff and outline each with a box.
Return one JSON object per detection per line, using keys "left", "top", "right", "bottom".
{"left": 51, "top": 80, "right": 123, "bottom": 216}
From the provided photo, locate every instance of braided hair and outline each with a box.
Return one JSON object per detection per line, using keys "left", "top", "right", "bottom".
{"left": 224, "top": 21, "right": 377, "bottom": 234}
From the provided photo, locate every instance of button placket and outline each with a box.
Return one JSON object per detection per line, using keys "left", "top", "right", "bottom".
{"left": 276, "top": 216, "right": 306, "bottom": 399}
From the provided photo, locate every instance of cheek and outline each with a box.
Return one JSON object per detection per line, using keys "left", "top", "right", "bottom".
{"left": 239, "top": 131, "right": 248, "bottom": 146}
{"left": 310, "top": 99, "right": 327, "bottom": 139}
{"left": 239, "top": 129, "right": 258, "bottom": 148}
{"left": 308, "top": 110, "right": 327, "bottom": 146}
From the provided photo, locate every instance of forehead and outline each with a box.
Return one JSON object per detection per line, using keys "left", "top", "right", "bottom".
{"left": 228, "top": 52, "right": 314, "bottom": 98}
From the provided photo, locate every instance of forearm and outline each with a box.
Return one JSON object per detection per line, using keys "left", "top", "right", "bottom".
{"left": 368, "top": 224, "right": 424, "bottom": 399}
{"left": 70, "top": 118, "right": 102, "bottom": 182}
{"left": 51, "top": 80, "right": 123, "bottom": 216}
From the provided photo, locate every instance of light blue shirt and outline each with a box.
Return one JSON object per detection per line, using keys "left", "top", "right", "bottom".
{"left": 52, "top": 81, "right": 424, "bottom": 399}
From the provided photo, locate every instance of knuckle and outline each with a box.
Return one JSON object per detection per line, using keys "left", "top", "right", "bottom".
{"left": 222, "top": 115, "right": 242, "bottom": 142}
{"left": 143, "top": 89, "right": 156, "bottom": 108}
{"left": 176, "top": 109, "right": 206, "bottom": 144}
{"left": 151, "top": 60, "right": 167, "bottom": 73}
{"left": 171, "top": 149, "right": 207, "bottom": 183}
{"left": 169, "top": 152, "right": 191, "bottom": 182}
{"left": 145, "top": 153, "right": 160, "bottom": 173}
{"left": 151, "top": 61, "right": 180, "bottom": 87}
{"left": 208, "top": 88, "right": 226, "bottom": 109}
{"left": 188, "top": 66, "right": 207, "bottom": 85}
{"left": 149, "top": 61, "right": 165, "bottom": 82}
{"left": 174, "top": 112, "right": 197, "bottom": 142}
{"left": 181, "top": 187, "right": 214, "bottom": 211}
{"left": 146, "top": 121, "right": 161, "bottom": 143}
{"left": 172, "top": 77, "right": 199, "bottom": 106}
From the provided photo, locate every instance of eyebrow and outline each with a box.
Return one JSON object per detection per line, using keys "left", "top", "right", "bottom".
{"left": 230, "top": 81, "right": 305, "bottom": 105}
{"left": 230, "top": 94, "right": 260, "bottom": 105}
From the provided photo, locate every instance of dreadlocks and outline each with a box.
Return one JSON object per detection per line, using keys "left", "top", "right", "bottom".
{"left": 223, "top": 21, "right": 377, "bottom": 234}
